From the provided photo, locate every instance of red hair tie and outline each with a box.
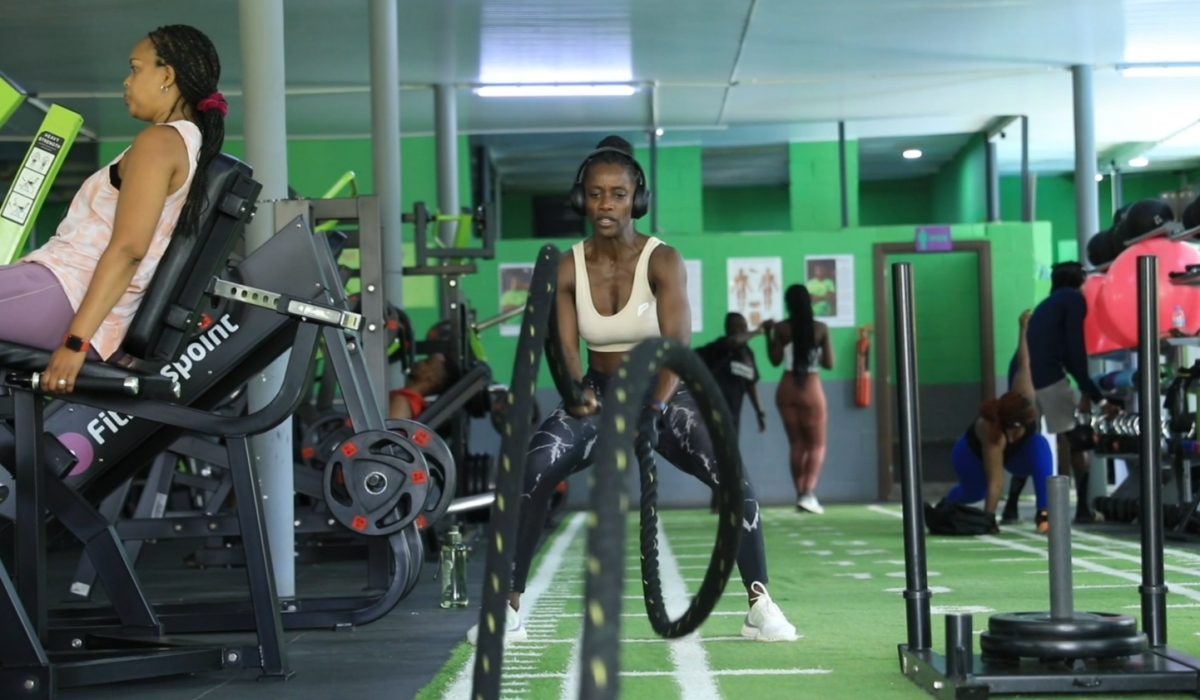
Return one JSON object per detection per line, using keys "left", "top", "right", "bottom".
{"left": 197, "top": 92, "right": 229, "bottom": 117}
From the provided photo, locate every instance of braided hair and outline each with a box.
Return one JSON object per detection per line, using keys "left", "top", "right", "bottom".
{"left": 585, "top": 135, "right": 641, "bottom": 185}
{"left": 147, "top": 25, "right": 225, "bottom": 238}
{"left": 785, "top": 284, "right": 816, "bottom": 376}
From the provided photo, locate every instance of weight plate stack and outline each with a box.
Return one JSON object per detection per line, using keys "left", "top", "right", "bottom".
{"left": 981, "top": 611, "right": 1146, "bottom": 661}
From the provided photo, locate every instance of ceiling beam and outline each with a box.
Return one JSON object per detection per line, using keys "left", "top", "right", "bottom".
{"left": 983, "top": 115, "right": 1018, "bottom": 139}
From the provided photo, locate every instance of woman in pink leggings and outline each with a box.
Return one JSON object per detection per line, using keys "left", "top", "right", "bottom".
{"left": 767, "top": 285, "right": 834, "bottom": 513}
{"left": 0, "top": 25, "right": 225, "bottom": 393}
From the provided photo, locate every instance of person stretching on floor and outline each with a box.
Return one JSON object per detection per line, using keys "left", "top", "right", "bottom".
{"left": 466, "top": 136, "right": 796, "bottom": 644}
{"left": 944, "top": 310, "right": 1054, "bottom": 533}
{"left": 0, "top": 26, "right": 225, "bottom": 389}
{"left": 767, "top": 285, "right": 833, "bottom": 513}
{"left": 1000, "top": 262, "right": 1117, "bottom": 524}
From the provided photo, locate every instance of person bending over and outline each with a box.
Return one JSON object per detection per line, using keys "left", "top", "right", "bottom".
{"left": 0, "top": 26, "right": 225, "bottom": 392}
{"left": 696, "top": 313, "right": 769, "bottom": 511}
{"left": 1000, "top": 262, "right": 1113, "bottom": 523}
{"left": 388, "top": 353, "right": 450, "bottom": 420}
{"left": 946, "top": 310, "right": 1054, "bottom": 533}
{"left": 767, "top": 285, "right": 833, "bottom": 514}
{"left": 466, "top": 136, "right": 796, "bottom": 644}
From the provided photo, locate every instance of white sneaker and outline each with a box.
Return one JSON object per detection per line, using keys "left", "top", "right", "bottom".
{"left": 797, "top": 492, "right": 824, "bottom": 514}
{"left": 741, "top": 582, "right": 798, "bottom": 642}
{"left": 466, "top": 603, "right": 528, "bottom": 645}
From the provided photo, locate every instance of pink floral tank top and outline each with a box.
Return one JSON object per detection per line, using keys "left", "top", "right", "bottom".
{"left": 23, "top": 120, "right": 201, "bottom": 360}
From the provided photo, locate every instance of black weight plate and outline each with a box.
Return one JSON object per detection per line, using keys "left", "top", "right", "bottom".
{"left": 980, "top": 630, "right": 1147, "bottom": 660}
{"left": 987, "top": 611, "right": 1139, "bottom": 640}
{"left": 300, "top": 411, "right": 353, "bottom": 468}
{"left": 323, "top": 430, "right": 430, "bottom": 537}
{"left": 386, "top": 418, "right": 456, "bottom": 529}
{"left": 391, "top": 527, "right": 414, "bottom": 597}
{"left": 402, "top": 523, "right": 424, "bottom": 597}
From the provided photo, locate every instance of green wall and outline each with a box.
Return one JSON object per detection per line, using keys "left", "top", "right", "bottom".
{"left": 461, "top": 221, "right": 1052, "bottom": 391}
{"left": 702, "top": 185, "right": 791, "bottom": 232}
{"left": 634, "top": 144, "right": 704, "bottom": 234}
{"left": 932, "top": 133, "right": 987, "bottom": 225}
{"left": 859, "top": 177, "right": 934, "bottom": 226}
{"left": 789, "top": 140, "right": 860, "bottom": 230}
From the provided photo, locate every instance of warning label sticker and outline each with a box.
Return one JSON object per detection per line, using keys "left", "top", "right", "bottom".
{"left": 1, "top": 130, "right": 64, "bottom": 225}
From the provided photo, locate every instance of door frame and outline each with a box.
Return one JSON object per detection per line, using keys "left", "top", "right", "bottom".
{"left": 873, "top": 240, "right": 995, "bottom": 501}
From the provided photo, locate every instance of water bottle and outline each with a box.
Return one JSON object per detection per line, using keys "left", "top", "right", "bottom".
{"left": 440, "top": 526, "right": 469, "bottom": 608}
{"left": 1173, "top": 305, "right": 1186, "bottom": 332}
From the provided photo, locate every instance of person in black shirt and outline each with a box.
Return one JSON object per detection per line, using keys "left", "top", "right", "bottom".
{"left": 1000, "top": 262, "right": 1116, "bottom": 524}
{"left": 696, "top": 312, "right": 768, "bottom": 434}
{"left": 696, "top": 312, "right": 768, "bottom": 512}
{"left": 945, "top": 310, "right": 1054, "bottom": 533}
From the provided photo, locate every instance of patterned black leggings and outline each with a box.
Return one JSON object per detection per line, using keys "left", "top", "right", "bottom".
{"left": 511, "top": 369, "right": 769, "bottom": 592}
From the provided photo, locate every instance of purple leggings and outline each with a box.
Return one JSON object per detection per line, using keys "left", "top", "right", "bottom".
{"left": 0, "top": 262, "right": 101, "bottom": 360}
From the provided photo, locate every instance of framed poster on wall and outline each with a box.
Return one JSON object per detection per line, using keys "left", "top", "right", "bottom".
{"left": 803, "top": 254, "right": 855, "bottom": 328}
{"left": 498, "top": 263, "right": 535, "bottom": 336}
{"left": 726, "top": 256, "right": 783, "bottom": 331}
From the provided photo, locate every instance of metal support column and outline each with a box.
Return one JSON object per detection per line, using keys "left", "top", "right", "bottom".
{"left": 435, "top": 84, "right": 460, "bottom": 252}
{"left": 1112, "top": 163, "right": 1125, "bottom": 215}
{"left": 238, "top": 0, "right": 294, "bottom": 598}
{"left": 369, "top": 0, "right": 405, "bottom": 393}
{"left": 1021, "top": 115, "right": 1034, "bottom": 222}
{"left": 1072, "top": 65, "right": 1100, "bottom": 258}
{"left": 986, "top": 139, "right": 1000, "bottom": 222}
{"left": 838, "top": 120, "right": 850, "bottom": 228}
{"left": 648, "top": 128, "right": 659, "bottom": 233}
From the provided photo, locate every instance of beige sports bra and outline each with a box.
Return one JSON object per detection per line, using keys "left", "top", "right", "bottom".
{"left": 573, "top": 237, "right": 663, "bottom": 353}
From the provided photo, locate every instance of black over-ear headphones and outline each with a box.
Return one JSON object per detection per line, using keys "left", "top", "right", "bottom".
{"left": 568, "top": 147, "right": 652, "bottom": 220}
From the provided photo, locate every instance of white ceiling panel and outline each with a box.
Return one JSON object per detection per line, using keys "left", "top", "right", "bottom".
{"left": 738, "top": 0, "right": 1127, "bottom": 80}
{"left": 2, "top": 0, "right": 1200, "bottom": 184}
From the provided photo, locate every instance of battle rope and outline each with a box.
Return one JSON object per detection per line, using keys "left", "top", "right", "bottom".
{"left": 580, "top": 338, "right": 745, "bottom": 699}
{"left": 471, "top": 245, "right": 582, "bottom": 700}
{"left": 471, "top": 247, "right": 743, "bottom": 700}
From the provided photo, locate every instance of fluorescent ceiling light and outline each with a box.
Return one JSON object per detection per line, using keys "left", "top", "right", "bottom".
{"left": 475, "top": 84, "right": 636, "bottom": 97}
{"left": 902, "top": 149, "right": 922, "bottom": 160}
{"left": 1119, "top": 64, "right": 1200, "bottom": 78}
{"left": 1128, "top": 157, "right": 1150, "bottom": 168}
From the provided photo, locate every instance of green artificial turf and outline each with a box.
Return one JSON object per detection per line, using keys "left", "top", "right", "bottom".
{"left": 417, "top": 505, "right": 1200, "bottom": 700}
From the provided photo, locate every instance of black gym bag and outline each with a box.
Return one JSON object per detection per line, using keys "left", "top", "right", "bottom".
{"left": 924, "top": 500, "right": 997, "bottom": 536}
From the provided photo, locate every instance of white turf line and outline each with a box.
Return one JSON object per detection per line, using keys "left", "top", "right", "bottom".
{"left": 657, "top": 520, "right": 723, "bottom": 700}
{"left": 442, "top": 512, "right": 586, "bottom": 700}
{"left": 866, "top": 505, "right": 1200, "bottom": 603}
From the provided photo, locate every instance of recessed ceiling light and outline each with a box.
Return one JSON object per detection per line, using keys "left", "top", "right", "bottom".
{"left": 655, "top": 128, "right": 664, "bottom": 137}
{"left": 1095, "top": 173, "right": 1105, "bottom": 182}
{"left": 474, "top": 84, "right": 637, "bottom": 97}
{"left": 902, "top": 149, "right": 922, "bottom": 160}
{"left": 1128, "top": 157, "right": 1150, "bottom": 168}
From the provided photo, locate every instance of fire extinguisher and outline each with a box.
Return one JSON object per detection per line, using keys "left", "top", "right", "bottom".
{"left": 856, "top": 324, "right": 872, "bottom": 407}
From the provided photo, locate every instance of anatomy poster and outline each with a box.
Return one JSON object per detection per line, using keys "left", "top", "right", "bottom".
{"left": 685, "top": 259, "right": 703, "bottom": 333}
{"left": 726, "top": 257, "right": 782, "bottom": 331}
{"left": 804, "top": 254, "right": 856, "bottom": 328}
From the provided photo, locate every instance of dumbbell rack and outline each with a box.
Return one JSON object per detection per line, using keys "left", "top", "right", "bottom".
{"left": 894, "top": 255, "right": 1200, "bottom": 698}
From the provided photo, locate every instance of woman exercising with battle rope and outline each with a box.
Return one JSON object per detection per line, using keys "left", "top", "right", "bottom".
{"left": 465, "top": 136, "right": 795, "bottom": 647}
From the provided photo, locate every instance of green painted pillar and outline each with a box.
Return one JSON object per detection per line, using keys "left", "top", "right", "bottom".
{"left": 789, "top": 140, "right": 858, "bottom": 231}
{"left": 635, "top": 144, "right": 703, "bottom": 234}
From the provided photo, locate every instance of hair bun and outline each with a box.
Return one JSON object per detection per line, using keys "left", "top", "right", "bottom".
{"left": 595, "top": 135, "right": 634, "bottom": 156}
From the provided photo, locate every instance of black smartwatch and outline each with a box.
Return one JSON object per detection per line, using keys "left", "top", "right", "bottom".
{"left": 63, "top": 334, "right": 91, "bottom": 354}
